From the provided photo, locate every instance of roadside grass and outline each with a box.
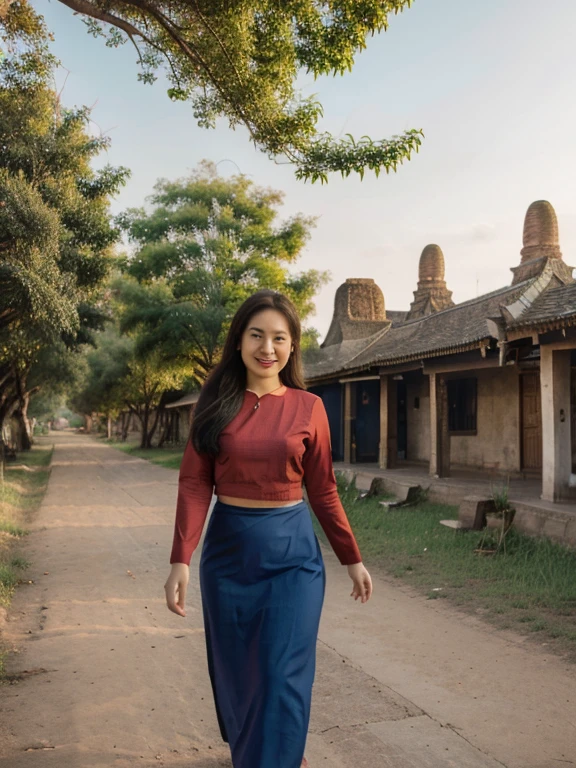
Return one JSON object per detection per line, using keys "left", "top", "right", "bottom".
{"left": 0, "top": 442, "right": 53, "bottom": 678}
{"left": 313, "top": 473, "right": 576, "bottom": 661}
{"left": 105, "top": 439, "right": 185, "bottom": 470}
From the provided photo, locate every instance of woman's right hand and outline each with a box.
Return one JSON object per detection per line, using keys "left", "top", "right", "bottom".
{"left": 164, "top": 563, "right": 190, "bottom": 617}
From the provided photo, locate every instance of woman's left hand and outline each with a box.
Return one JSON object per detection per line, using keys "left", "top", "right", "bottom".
{"left": 347, "top": 562, "right": 372, "bottom": 603}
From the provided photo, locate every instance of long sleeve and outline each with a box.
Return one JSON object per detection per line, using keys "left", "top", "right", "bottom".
{"left": 170, "top": 437, "right": 215, "bottom": 565}
{"left": 301, "top": 397, "right": 362, "bottom": 566}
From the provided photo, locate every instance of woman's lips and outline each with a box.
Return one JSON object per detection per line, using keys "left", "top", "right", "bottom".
{"left": 257, "top": 359, "right": 276, "bottom": 367}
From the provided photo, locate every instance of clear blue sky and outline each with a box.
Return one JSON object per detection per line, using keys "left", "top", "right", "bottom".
{"left": 39, "top": 0, "right": 576, "bottom": 339}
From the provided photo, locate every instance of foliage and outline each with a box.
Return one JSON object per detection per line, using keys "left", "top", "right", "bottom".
{"left": 69, "top": 326, "right": 131, "bottom": 420}
{"left": 0, "top": 7, "right": 128, "bottom": 453}
{"left": 117, "top": 161, "right": 327, "bottom": 387}
{"left": 69, "top": 321, "right": 184, "bottom": 448}
{"left": 490, "top": 480, "right": 511, "bottom": 515}
{"left": 35, "top": 0, "right": 422, "bottom": 182}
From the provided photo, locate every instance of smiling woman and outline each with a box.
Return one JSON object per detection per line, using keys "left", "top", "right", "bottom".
{"left": 238, "top": 313, "right": 293, "bottom": 395}
{"left": 164, "top": 288, "right": 372, "bottom": 768}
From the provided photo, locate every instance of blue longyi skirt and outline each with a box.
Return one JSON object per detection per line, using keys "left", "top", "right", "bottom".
{"left": 199, "top": 498, "right": 326, "bottom": 768}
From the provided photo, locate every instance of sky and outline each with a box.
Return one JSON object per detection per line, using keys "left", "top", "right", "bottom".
{"left": 38, "top": 0, "right": 576, "bottom": 340}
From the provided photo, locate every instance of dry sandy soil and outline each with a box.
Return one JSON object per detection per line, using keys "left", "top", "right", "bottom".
{"left": 0, "top": 433, "right": 575, "bottom": 768}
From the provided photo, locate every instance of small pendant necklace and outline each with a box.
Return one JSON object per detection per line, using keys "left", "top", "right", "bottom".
{"left": 247, "top": 383, "right": 284, "bottom": 410}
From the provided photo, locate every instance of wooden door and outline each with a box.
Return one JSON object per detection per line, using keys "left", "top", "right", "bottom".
{"left": 521, "top": 372, "right": 542, "bottom": 470}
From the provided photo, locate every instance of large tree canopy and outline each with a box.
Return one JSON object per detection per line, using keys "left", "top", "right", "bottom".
{"left": 3, "top": 0, "right": 423, "bottom": 183}
{"left": 0, "top": 7, "right": 129, "bottom": 451}
{"left": 116, "top": 161, "right": 325, "bottom": 388}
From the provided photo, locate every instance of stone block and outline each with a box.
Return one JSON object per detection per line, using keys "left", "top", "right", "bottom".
{"left": 335, "top": 468, "right": 356, "bottom": 486}
{"left": 565, "top": 518, "right": 576, "bottom": 546}
{"left": 542, "top": 516, "right": 568, "bottom": 542}
{"left": 367, "top": 476, "right": 389, "bottom": 497}
{"left": 440, "top": 519, "right": 463, "bottom": 529}
{"left": 458, "top": 496, "right": 493, "bottom": 530}
{"left": 513, "top": 507, "right": 545, "bottom": 536}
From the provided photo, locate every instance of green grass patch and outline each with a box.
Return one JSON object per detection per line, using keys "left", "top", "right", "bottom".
{"left": 1, "top": 443, "right": 52, "bottom": 681}
{"left": 313, "top": 473, "right": 576, "bottom": 661}
{"left": 0, "top": 443, "right": 52, "bottom": 610}
{"left": 0, "top": 520, "right": 26, "bottom": 536}
{"left": 105, "top": 440, "right": 185, "bottom": 470}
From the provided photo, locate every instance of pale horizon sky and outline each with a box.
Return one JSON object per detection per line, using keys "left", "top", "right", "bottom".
{"left": 38, "top": 0, "right": 576, "bottom": 340}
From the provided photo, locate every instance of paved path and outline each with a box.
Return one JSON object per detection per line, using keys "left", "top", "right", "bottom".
{"left": 1, "top": 433, "right": 575, "bottom": 768}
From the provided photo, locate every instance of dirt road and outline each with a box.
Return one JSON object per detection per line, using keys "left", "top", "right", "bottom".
{"left": 0, "top": 433, "right": 574, "bottom": 768}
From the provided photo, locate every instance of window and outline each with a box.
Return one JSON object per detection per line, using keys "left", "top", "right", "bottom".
{"left": 447, "top": 378, "right": 477, "bottom": 433}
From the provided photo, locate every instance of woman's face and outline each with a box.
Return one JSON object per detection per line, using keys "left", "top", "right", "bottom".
{"left": 238, "top": 309, "right": 293, "bottom": 383}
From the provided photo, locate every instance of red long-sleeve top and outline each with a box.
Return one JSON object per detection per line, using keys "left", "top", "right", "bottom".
{"left": 170, "top": 386, "right": 362, "bottom": 566}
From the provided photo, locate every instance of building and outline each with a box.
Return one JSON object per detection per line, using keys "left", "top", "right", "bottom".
{"left": 304, "top": 201, "right": 576, "bottom": 504}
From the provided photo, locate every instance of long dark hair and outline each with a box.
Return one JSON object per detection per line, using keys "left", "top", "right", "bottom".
{"left": 191, "top": 290, "right": 307, "bottom": 455}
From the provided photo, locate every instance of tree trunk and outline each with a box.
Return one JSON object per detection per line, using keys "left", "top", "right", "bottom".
{"left": 167, "top": 411, "right": 175, "bottom": 443}
{"left": 84, "top": 414, "right": 93, "bottom": 433}
{"left": 13, "top": 408, "right": 32, "bottom": 451}
{"left": 140, "top": 408, "right": 150, "bottom": 449}
{"left": 11, "top": 387, "right": 32, "bottom": 451}
{"left": 157, "top": 410, "right": 168, "bottom": 449}
{"left": 12, "top": 368, "right": 33, "bottom": 450}
{"left": 121, "top": 412, "right": 129, "bottom": 442}
{"left": 107, "top": 416, "right": 112, "bottom": 440}
{"left": 146, "top": 406, "right": 162, "bottom": 449}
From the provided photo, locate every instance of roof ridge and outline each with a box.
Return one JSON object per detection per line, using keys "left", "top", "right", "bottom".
{"left": 395, "top": 277, "right": 535, "bottom": 328}
{"left": 345, "top": 323, "right": 393, "bottom": 365}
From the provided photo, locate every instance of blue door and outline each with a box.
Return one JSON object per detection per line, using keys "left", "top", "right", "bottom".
{"left": 354, "top": 380, "right": 381, "bottom": 462}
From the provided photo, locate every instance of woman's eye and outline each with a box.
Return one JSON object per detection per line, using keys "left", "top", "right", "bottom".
{"left": 251, "top": 334, "right": 286, "bottom": 341}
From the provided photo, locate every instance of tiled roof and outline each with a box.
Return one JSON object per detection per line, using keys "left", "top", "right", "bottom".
{"left": 507, "top": 282, "right": 576, "bottom": 329}
{"left": 305, "top": 280, "right": 533, "bottom": 380}
{"left": 386, "top": 310, "right": 409, "bottom": 326}
{"left": 304, "top": 326, "right": 391, "bottom": 378}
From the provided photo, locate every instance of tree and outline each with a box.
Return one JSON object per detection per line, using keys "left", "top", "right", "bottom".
{"left": 0, "top": 8, "right": 129, "bottom": 453}
{"left": 116, "top": 161, "right": 327, "bottom": 388}
{"left": 70, "top": 323, "right": 183, "bottom": 447}
{"left": 2, "top": 1, "right": 423, "bottom": 183}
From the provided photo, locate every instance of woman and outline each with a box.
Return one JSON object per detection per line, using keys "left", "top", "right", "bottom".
{"left": 165, "top": 289, "right": 372, "bottom": 768}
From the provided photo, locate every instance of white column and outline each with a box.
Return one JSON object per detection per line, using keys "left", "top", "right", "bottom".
{"left": 428, "top": 372, "right": 450, "bottom": 477}
{"left": 379, "top": 374, "right": 389, "bottom": 469}
{"left": 429, "top": 373, "right": 438, "bottom": 476}
{"left": 541, "top": 347, "right": 571, "bottom": 501}
{"left": 343, "top": 381, "right": 352, "bottom": 464}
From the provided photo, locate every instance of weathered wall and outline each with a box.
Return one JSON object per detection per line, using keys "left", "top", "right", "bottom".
{"left": 404, "top": 367, "right": 521, "bottom": 471}
{"left": 450, "top": 367, "right": 520, "bottom": 472}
